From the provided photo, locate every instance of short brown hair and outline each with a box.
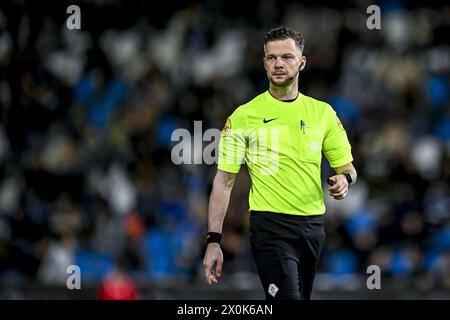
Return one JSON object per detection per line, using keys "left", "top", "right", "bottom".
{"left": 264, "top": 26, "right": 305, "bottom": 53}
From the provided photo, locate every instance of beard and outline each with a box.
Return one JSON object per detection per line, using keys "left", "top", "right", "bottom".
{"left": 268, "top": 68, "right": 300, "bottom": 87}
{"left": 269, "top": 75, "right": 293, "bottom": 87}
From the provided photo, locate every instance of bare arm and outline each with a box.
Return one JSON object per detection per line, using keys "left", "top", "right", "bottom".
{"left": 203, "top": 169, "right": 237, "bottom": 285}
{"left": 334, "top": 162, "right": 357, "bottom": 185}
{"left": 208, "top": 169, "right": 237, "bottom": 233}
{"left": 328, "top": 162, "right": 357, "bottom": 200}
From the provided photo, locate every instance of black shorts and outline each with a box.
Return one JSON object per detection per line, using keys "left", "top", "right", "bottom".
{"left": 249, "top": 211, "right": 326, "bottom": 300}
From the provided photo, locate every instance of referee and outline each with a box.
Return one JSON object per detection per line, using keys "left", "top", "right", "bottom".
{"left": 203, "top": 26, "right": 357, "bottom": 300}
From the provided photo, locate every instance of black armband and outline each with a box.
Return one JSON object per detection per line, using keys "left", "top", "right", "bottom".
{"left": 206, "top": 232, "right": 222, "bottom": 245}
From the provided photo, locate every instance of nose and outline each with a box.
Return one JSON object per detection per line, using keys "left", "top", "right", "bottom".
{"left": 274, "top": 57, "right": 284, "bottom": 67}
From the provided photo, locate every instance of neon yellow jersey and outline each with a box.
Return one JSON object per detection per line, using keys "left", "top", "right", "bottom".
{"left": 217, "top": 91, "right": 353, "bottom": 216}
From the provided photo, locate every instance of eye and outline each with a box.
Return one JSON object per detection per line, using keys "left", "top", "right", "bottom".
{"left": 282, "top": 55, "right": 294, "bottom": 62}
{"left": 265, "top": 56, "right": 275, "bottom": 62}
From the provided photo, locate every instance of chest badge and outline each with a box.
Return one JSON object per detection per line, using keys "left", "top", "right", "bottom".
{"left": 310, "top": 141, "right": 319, "bottom": 153}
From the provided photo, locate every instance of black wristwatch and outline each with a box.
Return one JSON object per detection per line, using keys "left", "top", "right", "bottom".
{"left": 343, "top": 173, "right": 353, "bottom": 186}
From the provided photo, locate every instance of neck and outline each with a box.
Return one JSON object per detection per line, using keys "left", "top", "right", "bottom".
{"left": 269, "top": 81, "right": 299, "bottom": 101}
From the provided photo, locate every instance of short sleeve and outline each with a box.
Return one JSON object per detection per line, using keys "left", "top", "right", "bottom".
{"left": 217, "top": 107, "right": 247, "bottom": 173}
{"left": 323, "top": 106, "right": 353, "bottom": 168}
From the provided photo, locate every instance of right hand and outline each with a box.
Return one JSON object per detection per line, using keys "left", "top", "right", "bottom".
{"left": 203, "top": 243, "right": 224, "bottom": 285}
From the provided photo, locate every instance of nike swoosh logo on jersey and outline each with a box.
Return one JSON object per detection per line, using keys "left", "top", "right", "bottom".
{"left": 263, "top": 118, "right": 278, "bottom": 123}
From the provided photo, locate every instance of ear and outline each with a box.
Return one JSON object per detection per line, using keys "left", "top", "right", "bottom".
{"left": 299, "top": 56, "right": 307, "bottom": 71}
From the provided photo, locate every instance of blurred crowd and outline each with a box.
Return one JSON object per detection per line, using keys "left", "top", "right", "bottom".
{"left": 0, "top": 0, "right": 449, "bottom": 298}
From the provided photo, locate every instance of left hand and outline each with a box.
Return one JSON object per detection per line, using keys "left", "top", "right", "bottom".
{"left": 328, "top": 174, "right": 349, "bottom": 200}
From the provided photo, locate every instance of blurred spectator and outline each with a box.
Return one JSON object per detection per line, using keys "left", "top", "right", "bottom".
{"left": 97, "top": 266, "right": 139, "bottom": 300}
{"left": 37, "top": 235, "right": 76, "bottom": 285}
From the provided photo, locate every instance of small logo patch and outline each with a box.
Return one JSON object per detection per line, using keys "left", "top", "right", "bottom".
{"left": 221, "top": 118, "right": 231, "bottom": 137}
{"left": 336, "top": 116, "right": 344, "bottom": 130}
{"left": 268, "top": 283, "right": 279, "bottom": 297}
{"left": 310, "top": 141, "right": 319, "bottom": 153}
{"left": 263, "top": 118, "right": 278, "bottom": 124}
